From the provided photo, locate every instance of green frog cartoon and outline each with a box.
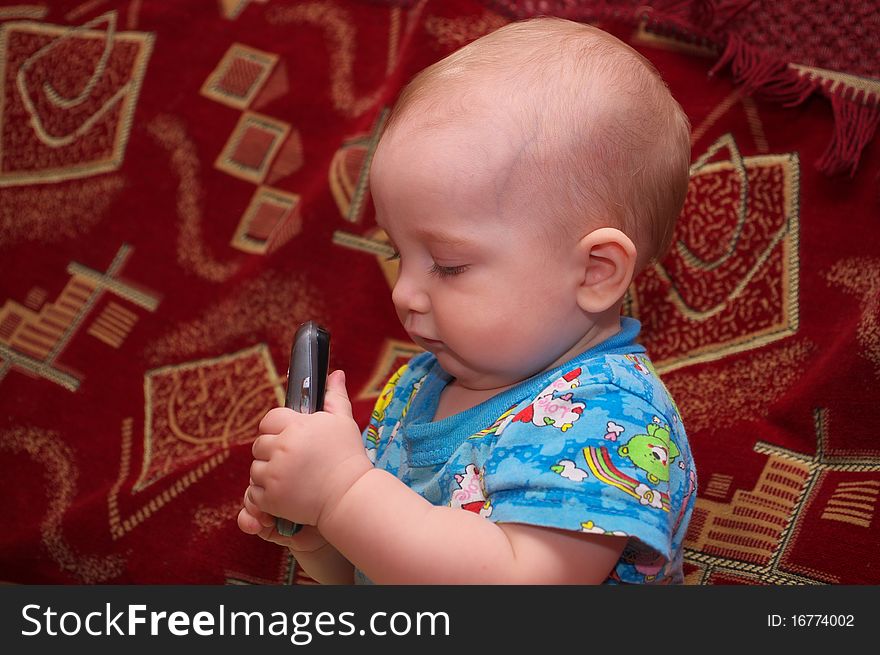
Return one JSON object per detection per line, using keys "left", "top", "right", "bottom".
{"left": 617, "top": 418, "right": 680, "bottom": 484}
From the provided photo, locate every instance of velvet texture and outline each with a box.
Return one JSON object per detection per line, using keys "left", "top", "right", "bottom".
{"left": 1, "top": 0, "right": 877, "bottom": 584}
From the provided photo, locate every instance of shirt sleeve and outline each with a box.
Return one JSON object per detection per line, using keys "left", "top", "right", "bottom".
{"left": 482, "top": 377, "right": 692, "bottom": 581}
{"left": 362, "top": 352, "right": 433, "bottom": 463}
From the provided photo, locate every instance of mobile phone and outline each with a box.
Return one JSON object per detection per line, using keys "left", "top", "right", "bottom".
{"left": 275, "top": 321, "right": 331, "bottom": 537}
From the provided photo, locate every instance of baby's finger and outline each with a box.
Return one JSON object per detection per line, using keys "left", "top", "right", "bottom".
{"left": 251, "top": 433, "right": 279, "bottom": 461}
{"left": 246, "top": 483, "right": 266, "bottom": 509}
{"left": 237, "top": 507, "right": 264, "bottom": 535}
{"left": 242, "top": 487, "right": 274, "bottom": 528}
{"left": 259, "top": 407, "right": 298, "bottom": 435}
{"left": 249, "top": 460, "right": 269, "bottom": 487}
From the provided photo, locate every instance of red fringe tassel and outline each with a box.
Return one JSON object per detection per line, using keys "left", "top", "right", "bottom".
{"left": 711, "top": 33, "right": 879, "bottom": 176}
{"left": 710, "top": 34, "right": 817, "bottom": 104}
{"left": 816, "top": 92, "right": 880, "bottom": 178}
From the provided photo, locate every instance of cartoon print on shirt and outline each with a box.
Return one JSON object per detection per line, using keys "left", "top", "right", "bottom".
{"left": 603, "top": 421, "right": 625, "bottom": 441}
{"left": 450, "top": 464, "right": 493, "bottom": 517}
{"left": 580, "top": 520, "right": 627, "bottom": 536}
{"left": 621, "top": 543, "right": 670, "bottom": 583}
{"left": 364, "top": 369, "right": 423, "bottom": 461}
{"left": 401, "top": 376, "right": 423, "bottom": 423}
{"left": 551, "top": 459, "right": 589, "bottom": 482}
{"left": 511, "top": 368, "right": 585, "bottom": 432}
{"left": 365, "top": 364, "right": 407, "bottom": 460}
{"left": 634, "top": 483, "right": 664, "bottom": 509}
{"left": 634, "top": 552, "right": 665, "bottom": 582}
{"left": 583, "top": 444, "right": 672, "bottom": 512}
{"left": 617, "top": 417, "right": 680, "bottom": 484}
{"left": 625, "top": 354, "right": 647, "bottom": 374}
{"left": 469, "top": 404, "right": 518, "bottom": 440}
{"left": 672, "top": 465, "right": 697, "bottom": 535}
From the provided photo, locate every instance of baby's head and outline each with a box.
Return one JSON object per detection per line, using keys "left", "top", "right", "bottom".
{"left": 370, "top": 18, "right": 690, "bottom": 390}
{"left": 379, "top": 17, "right": 690, "bottom": 270}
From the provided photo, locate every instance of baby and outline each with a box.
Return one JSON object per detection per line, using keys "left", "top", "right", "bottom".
{"left": 239, "top": 17, "right": 696, "bottom": 584}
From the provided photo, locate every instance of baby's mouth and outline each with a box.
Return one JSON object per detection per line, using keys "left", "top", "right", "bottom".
{"left": 412, "top": 334, "right": 443, "bottom": 349}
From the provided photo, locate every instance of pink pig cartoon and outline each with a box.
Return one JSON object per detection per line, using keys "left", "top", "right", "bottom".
{"left": 512, "top": 368, "right": 586, "bottom": 432}
{"left": 450, "top": 464, "right": 492, "bottom": 518}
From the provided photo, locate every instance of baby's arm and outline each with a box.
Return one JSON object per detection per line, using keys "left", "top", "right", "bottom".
{"left": 247, "top": 370, "right": 626, "bottom": 584}
{"left": 238, "top": 493, "right": 353, "bottom": 584}
{"left": 319, "top": 467, "right": 627, "bottom": 584}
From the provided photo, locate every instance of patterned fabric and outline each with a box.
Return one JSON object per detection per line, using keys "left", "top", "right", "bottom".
{"left": 484, "top": 0, "right": 880, "bottom": 176}
{"left": 0, "top": 0, "right": 878, "bottom": 585}
{"left": 360, "top": 318, "right": 696, "bottom": 584}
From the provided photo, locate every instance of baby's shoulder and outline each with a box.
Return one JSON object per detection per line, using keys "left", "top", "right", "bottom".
{"left": 588, "top": 353, "right": 675, "bottom": 410}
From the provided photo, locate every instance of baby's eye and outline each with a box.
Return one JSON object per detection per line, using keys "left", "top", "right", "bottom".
{"left": 384, "top": 248, "right": 400, "bottom": 262}
{"left": 429, "top": 262, "right": 469, "bottom": 278}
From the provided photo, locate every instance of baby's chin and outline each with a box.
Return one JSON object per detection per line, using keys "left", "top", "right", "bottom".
{"left": 433, "top": 349, "right": 529, "bottom": 392}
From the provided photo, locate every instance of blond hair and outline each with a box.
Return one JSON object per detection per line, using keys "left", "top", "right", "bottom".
{"left": 383, "top": 17, "right": 691, "bottom": 269}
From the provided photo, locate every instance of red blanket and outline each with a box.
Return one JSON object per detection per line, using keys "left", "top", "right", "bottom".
{"left": 1, "top": 0, "right": 878, "bottom": 584}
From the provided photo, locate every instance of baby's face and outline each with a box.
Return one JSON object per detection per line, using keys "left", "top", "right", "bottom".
{"left": 370, "top": 119, "right": 594, "bottom": 391}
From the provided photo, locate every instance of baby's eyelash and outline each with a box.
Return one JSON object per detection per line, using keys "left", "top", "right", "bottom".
{"left": 429, "top": 263, "right": 469, "bottom": 278}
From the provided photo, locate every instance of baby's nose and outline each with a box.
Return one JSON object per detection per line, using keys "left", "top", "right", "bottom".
{"left": 391, "top": 271, "right": 430, "bottom": 315}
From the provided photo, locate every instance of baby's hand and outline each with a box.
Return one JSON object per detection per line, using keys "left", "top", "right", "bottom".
{"left": 237, "top": 486, "right": 329, "bottom": 552}
{"left": 246, "top": 370, "right": 372, "bottom": 529}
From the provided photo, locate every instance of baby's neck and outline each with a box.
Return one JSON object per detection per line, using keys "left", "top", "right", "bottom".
{"left": 433, "top": 315, "right": 623, "bottom": 422}
{"left": 433, "top": 383, "right": 511, "bottom": 421}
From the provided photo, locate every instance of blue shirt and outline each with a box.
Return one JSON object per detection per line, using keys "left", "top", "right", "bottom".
{"left": 359, "top": 318, "right": 696, "bottom": 584}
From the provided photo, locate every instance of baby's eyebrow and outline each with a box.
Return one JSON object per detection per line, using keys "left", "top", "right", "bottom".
{"left": 415, "top": 228, "right": 472, "bottom": 248}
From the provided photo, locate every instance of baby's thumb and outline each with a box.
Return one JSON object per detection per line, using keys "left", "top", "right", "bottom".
{"left": 322, "top": 369, "right": 353, "bottom": 418}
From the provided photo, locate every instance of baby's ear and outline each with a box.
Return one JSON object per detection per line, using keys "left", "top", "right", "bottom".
{"left": 575, "top": 227, "right": 637, "bottom": 314}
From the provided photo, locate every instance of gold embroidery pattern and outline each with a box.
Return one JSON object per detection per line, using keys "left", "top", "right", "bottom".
{"left": 0, "top": 174, "right": 124, "bottom": 246}
{"left": 329, "top": 108, "right": 389, "bottom": 223}
{"left": 146, "top": 114, "right": 243, "bottom": 283}
{"left": 138, "top": 344, "right": 284, "bottom": 491}
{"left": 65, "top": 0, "right": 110, "bottom": 22}
{"left": 704, "top": 473, "right": 734, "bottom": 500}
{"left": 24, "top": 286, "right": 46, "bottom": 310}
{"left": 266, "top": 0, "right": 425, "bottom": 118}
{"left": 424, "top": 9, "right": 508, "bottom": 49}
{"left": 219, "top": 0, "right": 268, "bottom": 21}
{"left": 820, "top": 480, "right": 878, "bottom": 528}
{"left": 194, "top": 500, "right": 243, "bottom": 535}
{"left": 126, "top": 0, "right": 141, "bottom": 29}
{"left": 686, "top": 408, "right": 880, "bottom": 584}
{"left": 790, "top": 64, "right": 880, "bottom": 104}
{"left": 0, "top": 6, "right": 49, "bottom": 21}
{"left": 0, "top": 11, "right": 153, "bottom": 186}
{"left": 0, "top": 243, "right": 160, "bottom": 391}
{"left": 87, "top": 301, "right": 139, "bottom": 349}
{"left": 201, "top": 43, "right": 303, "bottom": 254}
{"left": 741, "top": 96, "right": 770, "bottom": 153}
{"left": 689, "top": 90, "right": 771, "bottom": 156}
{"left": 231, "top": 186, "right": 301, "bottom": 255}
{"left": 332, "top": 226, "right": 399, "bottom": 289}
{"left": 201, "top": 43, "right": 278, "bottom": 111}
{"left": 690, "top": 91, "right": 743, "bottom": 146}
{"left": 824, "top": 257, "right": 880, "bottom": 377}
{"left": 108, "top": 347, "right": 284, "bottom": 539}
{"left": 0, "top": 426, "right": 126, "bottom": 582}
{"left": 144, "top": 269, "right": 322, "bottom": 365}
{"left": 664, "top": 340, "right": 813, "bottom": 434}
{"left": 215, "top": 110, "right": 290, "bottom": 184}
{"left": 108, "top": 418, "right": 234, "bottom": 539}
{"left": 630, "top": 134, "right": 800, "bottom": 373}
{"left": 631, "top": 18, "right": 718, "bottom": 58}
